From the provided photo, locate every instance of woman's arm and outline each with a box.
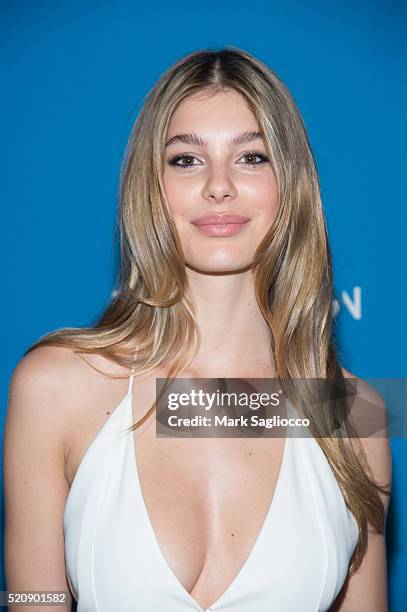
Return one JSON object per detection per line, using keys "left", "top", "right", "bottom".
{"left": 3, "top": 347, "right": 74, "bottom": 611}
{"left": 331, "top": 373, "right": 393, "bottom": 612}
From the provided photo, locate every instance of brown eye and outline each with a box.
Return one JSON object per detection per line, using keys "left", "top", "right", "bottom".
{"left": 238, "top": 152, "right": 269, "bottom": 166}
{"left": 169, "top": 154, "right": 200, "bottom": 169}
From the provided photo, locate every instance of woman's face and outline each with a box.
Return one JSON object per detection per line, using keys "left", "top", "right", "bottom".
{"left": 162, "top": 88, "right": 278, "bottom": 273}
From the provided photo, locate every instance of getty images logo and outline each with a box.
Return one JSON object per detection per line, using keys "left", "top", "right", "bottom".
{"left": 112, "top": 286, "right": 363, "bottom": 321}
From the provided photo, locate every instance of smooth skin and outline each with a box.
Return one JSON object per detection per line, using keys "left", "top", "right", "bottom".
{"left": 4, "top": 88, "right": 391, "bottom": 611}
{"left": 163, "top": 88, "right": 392, "bottom": 610}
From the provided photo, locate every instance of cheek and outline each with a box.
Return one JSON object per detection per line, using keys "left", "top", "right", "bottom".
{"left": 163, "top": 174, "right": 194, "bottom": 218}
{"left": 247, "top": 175, "right": 279, "bottom": 219}
{"left": 163, "top": 176, "right": 182, "bottom": 217}
{"left": 265, "top": 184, "right": 279, "bottom": 220}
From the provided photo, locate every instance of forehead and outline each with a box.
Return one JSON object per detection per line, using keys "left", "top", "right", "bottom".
{"left": 167, "top": 89, "right": 258, "bottom": 134}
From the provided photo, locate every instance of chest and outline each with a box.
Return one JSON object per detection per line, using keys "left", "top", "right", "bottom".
{"left": 64, "top": 370, "right": 359, "bottom": 611}
{"left": 64, "top": 395, "right": 357, "bottom": 612}
{"left": 133, "top": 425, "right": 286, "bottom": 608}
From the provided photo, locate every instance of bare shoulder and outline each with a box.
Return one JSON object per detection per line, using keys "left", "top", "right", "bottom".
{"left": 7, "top": 345, "right": 131, "bottom": 456}
{"left": 7, "top": 346, "right": 82, "bottom": 450}
{"left": 10, "top": 345, "right": 86, "bottom": 395}
{"left": 340, "top": 366, "right": 392, "bottom": 514}
{"left": 341, "top": 366, "right": 386, "bottom": 407}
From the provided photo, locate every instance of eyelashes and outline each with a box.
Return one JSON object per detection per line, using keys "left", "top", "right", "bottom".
{"left": 167, "top": 152, "right": 270, "bottom": 170}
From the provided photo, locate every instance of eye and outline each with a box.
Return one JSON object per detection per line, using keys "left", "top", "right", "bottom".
{"left": 237, "top": 152, "right": 270, "bottom": 167}
{"left": 168, "top": 154, "right": 202, "bottom": 170}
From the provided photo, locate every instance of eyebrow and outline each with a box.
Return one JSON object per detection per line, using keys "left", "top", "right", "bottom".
{"left": 164, "top": 130, "right": 263, "bottom": 148}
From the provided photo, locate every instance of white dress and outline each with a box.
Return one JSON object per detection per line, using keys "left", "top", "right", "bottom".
{"left": 64, "top": 372, "right": 359, "bottom": 611}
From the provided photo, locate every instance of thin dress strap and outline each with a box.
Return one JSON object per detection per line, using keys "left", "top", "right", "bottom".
{"left": 126, "top": 348, "right": 138, "bottom": 395}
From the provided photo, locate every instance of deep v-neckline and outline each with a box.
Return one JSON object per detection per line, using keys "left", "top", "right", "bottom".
{"left": 128, "top": 395, "right": 290, "bottom": 612}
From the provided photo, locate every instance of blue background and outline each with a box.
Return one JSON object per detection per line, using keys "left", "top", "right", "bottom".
{"left": 1, "top": 1, "right": 406, "bottom": 609}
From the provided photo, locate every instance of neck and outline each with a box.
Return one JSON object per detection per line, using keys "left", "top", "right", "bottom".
{"left": 184, "top": 266, "right": 275, "bottom": 378}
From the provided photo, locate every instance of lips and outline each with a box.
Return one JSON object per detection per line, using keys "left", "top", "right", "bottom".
{"left": 191, "top": 214, "right": 250, "bottom": 226}
{"left": 190, "top": 213, "right": 251, "bottom": 237}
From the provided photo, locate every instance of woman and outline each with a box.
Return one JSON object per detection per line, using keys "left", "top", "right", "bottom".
{"left": 4, "top": 47, "right": 391, "bottom": 611}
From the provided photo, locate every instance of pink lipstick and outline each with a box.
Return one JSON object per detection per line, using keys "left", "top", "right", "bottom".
{"left": 191, "top": 213, "right": 250, "bottom": 237}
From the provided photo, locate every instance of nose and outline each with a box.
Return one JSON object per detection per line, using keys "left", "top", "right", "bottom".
{"left": 201, "top": 164, "right": 237, "bottom": 204}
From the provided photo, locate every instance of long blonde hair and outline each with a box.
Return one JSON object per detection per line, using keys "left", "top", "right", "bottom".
{"left": 26, "top": 46, "right": 390, "bottom": 574}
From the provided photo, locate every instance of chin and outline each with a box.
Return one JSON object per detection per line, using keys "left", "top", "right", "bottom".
{"left": 186, "top": 258, "right": 253, "bottom": 274}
